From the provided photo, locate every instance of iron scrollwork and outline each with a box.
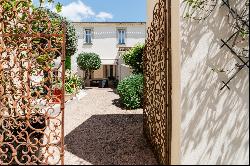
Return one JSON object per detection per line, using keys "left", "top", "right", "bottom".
{"left": 0, "top": 0, "right": 66, "bottom": 165}
{"left": 143, "top": 0, "right": 172, "bottom": 165}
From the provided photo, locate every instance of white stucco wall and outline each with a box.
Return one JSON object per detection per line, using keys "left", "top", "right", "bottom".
{"left": 117, "top": 53, "right": 133, "bottom": 81}
{"left": 180, "top": 0, "right": 249, "bottom": 165}
{"left": 71, "top": 22, "right": 146, "bottom": 77}
{"left": 147, "top": 0, "right": 249, "bottom": 165}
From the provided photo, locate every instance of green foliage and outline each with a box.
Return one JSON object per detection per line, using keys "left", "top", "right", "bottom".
{"left": 117, "top": 74, "right": 144, "bottom": 109}
{"left": 77, "top": 52, "right": 101, "bottom": 80}
{"left": 183, "top": 0, "right": 203, "bottom": 8}
{"left": 65, "top": 70, "right": 82, "bottom": 94}
{"left": 36, "top": 54, "right": 49, "bottom": 65}
{"left": 55, "top": 2, "right": 62, "bottom": 13}
{"left": 38, "top": 0, "right": 62, "bottom": 13}
{"left": 37, "top": 8, "right": 78, "bottom": 58}
{"left": 77, "top": 52, "right": 101, "bottom": 71}
{"left": 122, "top": 43, "right": 145, "bottom": 74}
{"left": 2, "top": 0, "right": 62, "bottom": 13}
{"left": 65, "top": 55, "right": 71, "bottom": 70}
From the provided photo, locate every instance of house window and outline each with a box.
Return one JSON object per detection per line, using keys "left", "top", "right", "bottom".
{"left": 118, "top": 29, "right": 126, "bottom": 45}
{"left": 84, "top": 29, "right": 92, "bottom": 44}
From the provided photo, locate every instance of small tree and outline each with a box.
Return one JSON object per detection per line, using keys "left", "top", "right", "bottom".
{"left": 77, "top": 52, "right": 101, "bottom": 80}
{"left": 37, "top": 7, "right": 78, "bottom": 70}
{"left": 122, "top": 43, "right": 145, "bottom": 74}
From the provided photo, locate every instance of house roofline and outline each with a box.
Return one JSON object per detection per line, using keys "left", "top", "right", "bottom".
{"left": 72, "top": 22, "right": 146, "bottom": 26}
{"left": 72, "top": 21, "right": 146, "bottom": 24}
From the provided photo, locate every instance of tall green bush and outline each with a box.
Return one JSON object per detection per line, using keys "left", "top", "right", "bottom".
{"left": 117, "top": 74, "right": 143, "bottom": 109}
{"left": 65, "top": 55, "right": 71, "bottom": 70}
{"left": 36, "top": 7, "right": 78, "bottom": 70}
{"left": 122, "top": 44, "right": 145, "bottom": 74}
{"left": 77, "top": 52, "right": 101, "bottom": 80}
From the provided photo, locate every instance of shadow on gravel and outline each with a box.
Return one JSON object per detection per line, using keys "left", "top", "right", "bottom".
{"left": 64, "top": 114, "right": 158, "bottom": 165}
{"left": 111, "top": 99, "right": 127, "bottom": 110}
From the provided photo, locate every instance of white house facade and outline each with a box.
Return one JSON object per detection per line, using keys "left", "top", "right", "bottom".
{"left": 71, "top": 22, "right": 146, "bottom": 85}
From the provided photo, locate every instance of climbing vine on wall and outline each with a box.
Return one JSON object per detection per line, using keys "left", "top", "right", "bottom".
{"left": 184, "top": 0, "right": 249, "bottom": 90}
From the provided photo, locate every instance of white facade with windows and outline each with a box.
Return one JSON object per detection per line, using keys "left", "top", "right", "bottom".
{"left": 71, "top": 22, "right": 146, "bottom": 83}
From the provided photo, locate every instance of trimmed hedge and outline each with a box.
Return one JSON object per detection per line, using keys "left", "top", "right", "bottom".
{"left": 117, "top": 74, "right": 143, "bottom": 109}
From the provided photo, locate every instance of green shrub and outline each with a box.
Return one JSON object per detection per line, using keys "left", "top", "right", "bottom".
{"left": 117, "top": 74, "right": 144, "bottom": 109}
{"left": 122, "top": 43, "right": 145, "bottom": 74}
{"left": 65, "top": 55, "right": 71, "bottom": 70}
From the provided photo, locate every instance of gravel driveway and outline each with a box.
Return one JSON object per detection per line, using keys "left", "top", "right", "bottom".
{"left": 63, "top": 87, "right": 158, "bottom": 165}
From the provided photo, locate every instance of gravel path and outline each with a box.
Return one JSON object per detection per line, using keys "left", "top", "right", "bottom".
{"left": 63, "top": 87, "right": 158, "bottom": 165}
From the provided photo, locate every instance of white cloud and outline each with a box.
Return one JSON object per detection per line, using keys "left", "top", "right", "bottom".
{"left": 60, "top": 0, "right": 95, "bottom": 22}
{"left": 95, "top": 12, "right": 113, "bottom": 21}
{"left": 44, "top": 0, "right": 113, "bottom": 22}
{"left": 44, "top": 3, "right": 53, "bottom": 10}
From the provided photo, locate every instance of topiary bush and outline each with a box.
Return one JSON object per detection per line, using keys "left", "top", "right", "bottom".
{"left": 77, "top": 52, "right": 101, "bottom": 81}
{"left": 117, "top": 74, "right": 144, "bottom": 109}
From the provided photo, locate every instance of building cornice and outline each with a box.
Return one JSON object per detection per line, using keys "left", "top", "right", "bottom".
{"left": 72, "top": 22, "right": 146, "bottom": 26}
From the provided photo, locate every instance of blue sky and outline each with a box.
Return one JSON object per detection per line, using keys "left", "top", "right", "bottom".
{"left": 34, "top": 0, "right": 146, "bottom": 22}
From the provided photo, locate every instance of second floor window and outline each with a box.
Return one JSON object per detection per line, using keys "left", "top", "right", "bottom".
{"left": 118, "top": 29, "right": 126, "bottom": 45}
{"left": 84, "top": 29, "right": 92, "bottom": 44}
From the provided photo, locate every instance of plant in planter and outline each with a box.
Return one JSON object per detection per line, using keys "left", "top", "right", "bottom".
{"left": 52, "top": 70, "right": 82, "bottom": 102}
{"left": 77, "top": 52, "right": 101, "bottom": 88}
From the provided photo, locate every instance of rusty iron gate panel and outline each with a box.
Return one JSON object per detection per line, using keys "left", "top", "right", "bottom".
{"left": 0, "top": 1, "right": 65, "bottom": 165}
{"left": 143, "top": 0, "right": 172, "bottom": 165}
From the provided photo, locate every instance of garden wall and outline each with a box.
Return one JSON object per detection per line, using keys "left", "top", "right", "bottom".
{"left": 147, "top": 0, "right": 249, "bottom": 165}
{"left": 180, "top": 0, "right": 249, "bottom": 164}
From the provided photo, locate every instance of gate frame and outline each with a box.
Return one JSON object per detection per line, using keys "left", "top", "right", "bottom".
{"left": 143, "top": 0, "right": 172, "bottom": 164}
{"left": 0, "top": 2, "right": 66, "bottom": 164}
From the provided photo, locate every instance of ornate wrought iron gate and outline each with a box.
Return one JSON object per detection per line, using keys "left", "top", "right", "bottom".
{"left": 143, "top": 0, "right": 172, "bottom": 165}
{"left": 0, "top": 1, "right": 65, "bottom": 165}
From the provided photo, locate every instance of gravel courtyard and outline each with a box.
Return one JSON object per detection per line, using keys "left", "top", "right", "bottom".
{"left": 63, "top": 87, "right": 158, "bottom": 165}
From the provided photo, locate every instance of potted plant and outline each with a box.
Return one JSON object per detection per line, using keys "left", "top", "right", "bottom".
{"left": 53, "top": 87, "right": 62, "bottom": 103}
{"left": 64, "top": 70, "right": 82, "bottom": 101}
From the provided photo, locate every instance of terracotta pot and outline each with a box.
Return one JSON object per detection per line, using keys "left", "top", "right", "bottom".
{"left": 52, "top": 88, "right": 62, "bottom": 103}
